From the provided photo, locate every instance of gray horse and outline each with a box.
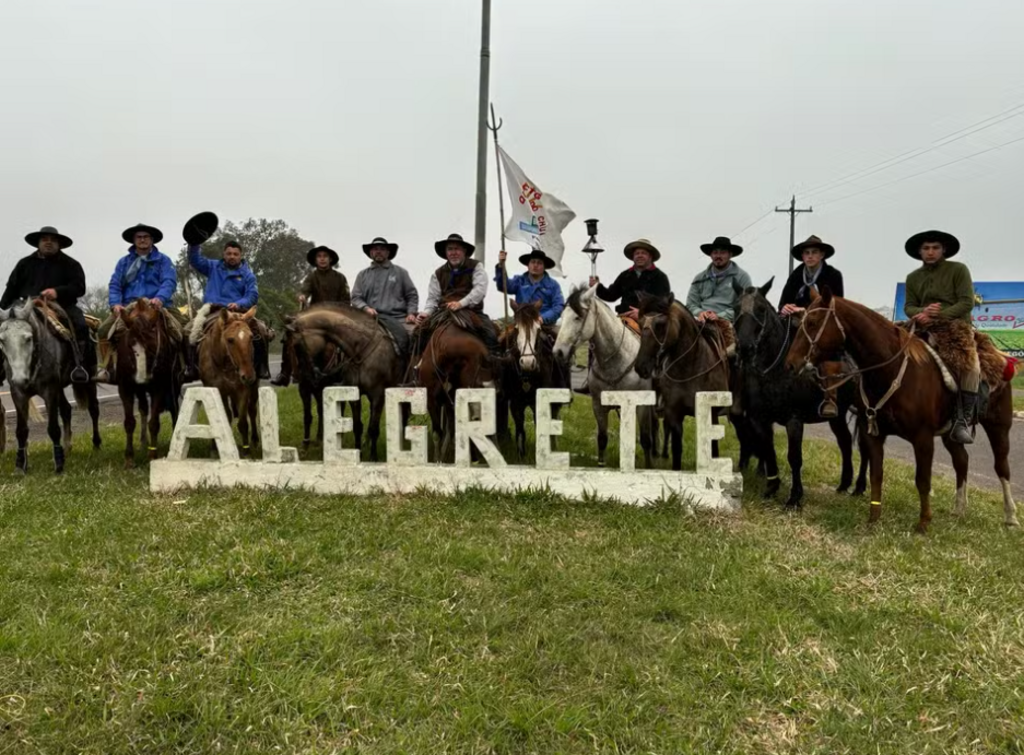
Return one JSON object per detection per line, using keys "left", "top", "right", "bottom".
{"left": 0, "top": 299, "right": 101, "bottom": 473}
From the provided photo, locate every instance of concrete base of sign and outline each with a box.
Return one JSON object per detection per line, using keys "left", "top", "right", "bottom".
{"left": 150, "top": 460, "right": 743, "bottom": 512}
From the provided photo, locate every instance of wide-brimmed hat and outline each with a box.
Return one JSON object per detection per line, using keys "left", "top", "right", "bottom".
{"left": 905, "top": 230, "right": 960, "bottom": 259}
{"left": 183, "top": 211, "right": 219, "bottom": 246}
{"left": 623, "top": 238, "right": 661, "bottom": 262}
{"left": 518, "top": 248, "right": 556, "bottom": 269}
{"left": 362, "top": 236, "right": 399, "bottom": 260}
{"left": 25, "top": 225, "right": 73, "bottom": 249}
{"left": 700, "top": 236, "right": 743, "bottom": 256}
{"left": 791, "top": 235, "right": 835, "bottom": 260}
{"left": 122, "top": 223, "right": 163, "bottom": 245}
{"left": 307, "top": 245, "right": 339, "bottom": 267}
{"left": 434, "top": 233, "right": 475, "bottom": 259}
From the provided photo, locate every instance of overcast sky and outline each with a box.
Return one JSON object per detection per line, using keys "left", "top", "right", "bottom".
{"left": 2, "top": 0, "right": 1022, "bottom": 311}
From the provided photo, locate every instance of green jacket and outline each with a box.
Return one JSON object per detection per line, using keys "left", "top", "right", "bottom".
{"left": 904, "top": 258, "right": 974, "bottom": 324}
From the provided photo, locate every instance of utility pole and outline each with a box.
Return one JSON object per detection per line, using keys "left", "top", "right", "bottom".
{"left": 473, "top": 0, "right": 492, "bottom": 267}
{"left": 775, "top": 195, "right": 813, "bottom": 275}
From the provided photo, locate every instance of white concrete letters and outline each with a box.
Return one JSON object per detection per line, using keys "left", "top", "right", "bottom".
{"left": 167, "top": 386, "right": 239, "bottom": 461}
{"left": 385, "top": 387, "right": 429, "bottom": 465}
{"left": 322, "top": 386, "right": 361, "bottom": 466}
{"left": 258, "top": 387, "right": 299, "bottom": 464}
{"left": 601, "top": 390, "right": 657, "bottom": 472}
{"left": 455, "top": 388, "right": 507, "bottom": 468}
{"left": 696, "top": 391, "right": 733, "bottom": 476}
{"left": 535, "top": 388, "right": 571, "bottom": 470}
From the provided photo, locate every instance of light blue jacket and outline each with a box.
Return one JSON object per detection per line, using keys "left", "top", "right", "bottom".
{"left": 188, "top": 245, "right": 259, "bottom": 309}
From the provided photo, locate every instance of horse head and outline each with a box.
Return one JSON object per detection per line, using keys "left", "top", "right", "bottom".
{"left": 635, "top": 293, "right": 676, "bottom": 379}
{"left": 121, "top": 297, "right": 168, "bottom": 385}
{"left": 219, "top": 306, "right": 258, "bottom": 385}
{"left": 511, "top": 301, "right": 543, "bottom": 372}
{"left": 786, "top": 286, "right": 843, "bottom": 374}
{"left": 0, "top": 300, "right": 37, "bottom": 386}
{"left": 554, "top": 284, "right": 598, "bottom": 362}
{"left": 734, "top": 277, "right": 777, "bottom": 362}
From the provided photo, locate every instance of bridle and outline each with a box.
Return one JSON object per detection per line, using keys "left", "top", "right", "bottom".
{"left": 733, "top": 306, "right": 793, "bottom": 375}
{"left": 640, "top": 312, "right": 726, "bottom": 384}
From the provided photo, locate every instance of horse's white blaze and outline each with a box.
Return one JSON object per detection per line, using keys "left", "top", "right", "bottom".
{"left": 517, "top": 319, "right": 540, "bottom": 372}
{"left": 133, "top": 342, "right": 148, "bottom": 384}
{"left": 1001, "top": 478, "right": 1019, "bottom": 527}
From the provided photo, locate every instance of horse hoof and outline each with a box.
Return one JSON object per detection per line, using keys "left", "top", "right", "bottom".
{"left": 914, "top": 524, "right": 929, "bottom": 536}
{"left": 851, "top": 486, "right": 866, "bottom": 497}
{"left": 54, "top": 465, "right": 64, "bottom": 475}
{"left": 785, "top": 497, "right": 803, "bottom": 509}
{"left": 148, "top": 451, "right": 158, "bottom": 461}
{"left": 598, "top": 460, "right": 606, "bottom": 468}
{"left": 835, "top": 485, "right": 849, "bottom": 494}
{"left": 1005, "top": 519, "right": 1020, "bottom": 529}
{"left": 124, "top": 458, "right": 135, "bottom": 470}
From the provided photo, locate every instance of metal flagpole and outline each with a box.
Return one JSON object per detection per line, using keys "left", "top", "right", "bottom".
{"left": 488, "top": 103, "right": 509, "bottom": 322}
{"left": 473, "top": 0, "right": 492, "bottom": 268}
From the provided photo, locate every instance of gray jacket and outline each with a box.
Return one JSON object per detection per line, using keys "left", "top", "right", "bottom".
{"left": 685, "top": 262, "right": 752, "bottom": 322}
{"left": 350, "top": 261, "right": 419, "bottom": 318}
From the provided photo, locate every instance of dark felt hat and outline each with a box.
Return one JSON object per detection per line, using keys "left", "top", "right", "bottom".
{"left": 699, "top": 236, "right": 743, "bottom": 256}
{"left": 518, "top": 248, "right": 556, "bottom": 269}
{"left": 307, "top": 245, "right": 340, "bottom": 267}
{"left": 122, "top": 223, "right": 163, "bottom": 245}
{"left": 434, "top": 233, "right": 475, "bottom": 259}
{"left": 25, "top": 225, "right": 73, "bottom": 249}
{"left": 623, "top": 238, "right": 661, "bottom": 262}
{"left": 791, "top": 235, "right": 835, "bottom": 260}
{"left": 183, "top": 211, "right": 219, "bottom": 246}
{"left": 905, "top": 230, "right": 960, "bottom": 259}
{"left": 362, "top": 236, "right": 399, "bottom": 259}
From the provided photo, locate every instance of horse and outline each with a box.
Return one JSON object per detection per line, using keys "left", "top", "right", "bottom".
{"left": 0, "top": 299, "right": 101, "bottom": 473}
{"left": 418, "top": 308, "right": 498, "bottom": 462}
{"left": 198, "top": 307, "right": 261, "bottom": 457}
{"left": 786, "top": 288, "right": 1018, "bottom": 532}
{"left": 733, "top": 280, "right": 868, "bottom": 506}
{"left": 287, "top": 305, "right": 406, "bottom": 461}
{"left": 633, "top": 295, "right": 736, "bottom": 471}
{"left": 553, "top": 284, "right": 656, "bottom": 468}
{"left": 115, "top": 298, "right": 185, "bottom": 466}
{"left": 500, "top": 302, "right": 572, "bottom": 459}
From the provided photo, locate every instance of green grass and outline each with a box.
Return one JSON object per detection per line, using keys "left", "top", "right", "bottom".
{"left": 1, "top": 391, "right": 1023, "bottom": 753}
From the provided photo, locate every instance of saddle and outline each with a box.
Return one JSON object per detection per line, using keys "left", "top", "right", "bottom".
{"left": 618, "top": 314, "right": 641, "bottom": 336}
{"left": 35, "top": 299, "right": 74, "bottom": 343}
{"left": 899, "top": 320, "right": 1010, "bottom": 389}
{"left": 703, "top": 319, "right": 736, "bottom": 356}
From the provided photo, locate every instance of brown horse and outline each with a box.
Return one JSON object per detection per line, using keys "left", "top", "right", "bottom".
{"left": 635, "top": 295, "right": 736, "bottom": 471}
{"left": 286, "top": 305, "right": 405, "bottom": 461}
{"left": 786, "top": 289, "right": 1018, "bottom": 532}
{"left": 116, "top": 298, "right": 183, "bottom": 467}
{"left": 418, "top": 309, "right": 497, "bottom": 462}
{"left": 198, "top": 307, "right": 260, "bottom": 457}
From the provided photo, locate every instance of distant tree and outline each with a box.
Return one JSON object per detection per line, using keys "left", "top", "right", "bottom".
{"left": 80, "top": 285, "right": 110, "bottom": 318}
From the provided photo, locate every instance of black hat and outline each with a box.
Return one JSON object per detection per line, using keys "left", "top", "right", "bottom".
{"left": 434, "top": 233, "right": 475, "bottom": 259}
{"left": 183, "top": 211, "right": 219, "bottom": 246}
{"left": 905, "top": 230, "right": 960, "bottom": 259}
{"left": 518, "top": 248, "right": 556, "bottom": 269}
{"left": 25, "top": 225, "right": 73, "bottom": 249}
{"left": 791, "top": 235, "right": 835, "bottom": 260}
{"left": 623, "top": 238, "right": 661, "bottom": 262}
{"left": 700, "top": 236, "right": 743, "bottom": 256}
{"left": 122, "top": 223, "right": 163, "bottom": 245}
{"left": 307, "top": 245, "right": 339, "bottom": 267}
{"left": 362, "top": 236, "right": 399, "bottom": 260}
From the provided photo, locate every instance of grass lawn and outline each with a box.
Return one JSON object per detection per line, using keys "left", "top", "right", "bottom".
{"left": 1, "top": 390, "right": 1023, "bottom": 753}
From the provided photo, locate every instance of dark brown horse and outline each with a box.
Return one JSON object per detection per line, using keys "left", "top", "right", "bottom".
{"left": 198, "top": 307, "right": 260, "bottom": 457}
{"left": 786, "top": 289, "right": 1018, "bottom": 532}
{"left": 115, "top": 298, "right": 183, "bottom": 467}
{"left": 500, "top": 302, "right": 572, "bottom": 459}
{"left": 418, "top": 308, "right": 497, "bottom": 462}
{"left": 635, "top": 295, "right": 736, "bottom": 471}
{"left": 287, "top": 305, "right": 405, "bottom": 461}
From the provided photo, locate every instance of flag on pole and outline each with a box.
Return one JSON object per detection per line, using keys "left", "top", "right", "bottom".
{"left": 498, "top": 146, "right": 575, "bottom": 277}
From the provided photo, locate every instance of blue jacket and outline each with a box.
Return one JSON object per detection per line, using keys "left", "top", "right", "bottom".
{"left": 494, "top": 266, "right": 565, "bottom": 324}
{"left": 108, "top": 247, "right": 177, "bottom": 308}
{"left": 188, "top": 245, "right": 259, "bottom": 309}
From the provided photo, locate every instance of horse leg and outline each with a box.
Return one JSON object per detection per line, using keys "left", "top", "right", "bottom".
{"left": 238, "top": 390, "right": 251, "bottom": 458}
{"left": 593, "top": 398, "right": 610, "bottom": 468}
{"left": 980, "top": 416, "right": 1018, "bottom": 527}
{"left": 147, "top": 393, "right": 161, "bottom": 460}
{"left": 138, "top": 391, "right": 150, "bottom": 457}
{"left": 59, "top": 394, "right": 73, "bottom": 450}
{"left": 511, "top": 398, "right": 527, "bottom": 460}
{"left": 784, "top": 419, "right": 805, "bottom": 508}
{"left": 88, "top": 385, "right": 102, "bottom": 450}
{"left": 752, "top": 419, "right": 780, "bottom": 499}
{"left": 45, "top": 390, "right": 65, "bottom": 474}
{"left": 866, "top": 433, "right": 886, "bottom": 524}
{"left": 639, "top": 407, "right": 654, "bottom": 470}
{"left": 350, "top": 398, "right": 363, "bottom": 457}
{"left": 829, "top": 415, "right": 855, "bottom": 493}
{"left": 12, "top": 393, "right": 30, "bottom": 474}
{"left": 940, "top": 434, "right": 970, "bottom": 518}
{"left": 670, "top": 421, "right": 683, "bottom": 472}
{"left": 911, "top": 433, "right": 935, "bottom": 534}
{"left": 316, "top": 388, "right": 325, "bottom": 444}
{"left": 367, "top": 393, "right": 384, "bottom": 463}
{"left": 299, "top": 383, "right": 312, "bottom": 449}
{"left": 852, "top": 415, "right": 869, "bottom": 496}
{"left": 120, "top": 386, "right": 136, "bottom": 469}
{"left": 249, "top": 390, "right": 259, "bottom": 448}
{"left": 496, "top": 390, "right": 510, "bottom": 442}
{"left": 661, "top": 417, "right": 669, "bottom": 460}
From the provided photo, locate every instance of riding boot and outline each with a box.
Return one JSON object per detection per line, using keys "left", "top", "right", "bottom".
{"left": 270, "top": 341, "right": 292, "bottom": 386}
{"left": 950, "top": 391, "right": 977, "bottom": 445}
{"left": 70, "top": 339, "right": 91, "bottom": 384}
{"left": 254, "top": 338, "right": 271, "bottom": 380}
{"left": 95, "top": 338, "right": 116, "bottom": 384}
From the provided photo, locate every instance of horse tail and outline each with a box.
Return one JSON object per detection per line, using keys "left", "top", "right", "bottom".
{"left": 28, "top": 399, "right": 45, "bottom": 423}
{"left": 72, "top": 383, "right": 92, "bottom": 412}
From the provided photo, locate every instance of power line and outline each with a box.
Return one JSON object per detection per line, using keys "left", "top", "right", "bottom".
{"left": 817, "top": 133, "right": 1024, "bottom": 208}
{"left": 732, "top": 207, "right": 777, "bottom": 238}
{"left": 800, "top": 101, "right": 1024, "bottom": 199}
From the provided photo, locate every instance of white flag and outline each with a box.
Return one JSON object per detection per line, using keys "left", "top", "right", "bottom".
{"left": 498, "top": 146, "right": 576, "bottom": 277}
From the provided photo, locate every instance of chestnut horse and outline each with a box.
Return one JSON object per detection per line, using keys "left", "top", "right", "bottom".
{"left": 786, "top": 289, "right": 1017, "bottom": 532}
{"left": 116, "top": 298, "right": 185, "bottom": 466}
{"left": 198, "top": 307, "right": 260, "bottom": 457}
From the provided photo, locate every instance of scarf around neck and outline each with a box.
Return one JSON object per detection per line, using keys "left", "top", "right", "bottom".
{"left": 798, "top": 262, "right": 825, "bottom": 300}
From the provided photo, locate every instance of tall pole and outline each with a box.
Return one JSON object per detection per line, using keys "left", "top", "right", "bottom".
{"left": 775, "top": 195, "right": 813, "bottom": 275}
{"left": 474, "top": 0, "right": 492, "bottom": 268}
{"left": 488, "top": 103, "right": 509, "bottom": 321}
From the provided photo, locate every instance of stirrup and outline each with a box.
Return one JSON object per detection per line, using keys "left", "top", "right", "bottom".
{"left": 949, "top": 420, "right": 975, "bottom": 445}
{"left": 71, "top": 365, "right": 90, "bottom": 385}
{"left": 818, "top": 400, "right": 839, "bottom": 419}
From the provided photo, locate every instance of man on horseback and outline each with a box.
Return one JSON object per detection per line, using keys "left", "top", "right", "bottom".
{"left": 686, "top": 236, "right": 751, "bottom": 325}
{"left": 270, "top": 245, "right": 349, "bottom": 387}
{"left": 903, "top": 230, "right": 979, "bottom": 444}
{"left": 1, "top": 226, "right": 92, "bottom": 385}
{"left": 495, "top": 248, "right": 564, "bottom": 326}
{"left": 186, "top": 239, "right": 272, "bottom": 381}
{"left": 779, "top": 235, "right": 845, "bottom": 315}
{"left": 350, "top": 236, "right": 419, "bottom": 358}
{"left": 414, "top": 232, "right": 499, "bottom": 354}
{"left": 589, "top": 238, "right": 670, "bottom": 320}
{"left": 96, "top": 223, "right": 185, "bottom": 383}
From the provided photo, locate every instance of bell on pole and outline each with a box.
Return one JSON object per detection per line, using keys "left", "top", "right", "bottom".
{"left": 581, "top": 218, "right": 604, "bottom": 278}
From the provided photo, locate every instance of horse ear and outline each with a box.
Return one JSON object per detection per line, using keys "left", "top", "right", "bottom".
{"left": 581, "top": 285, "right": 596, "bottom": 301}
{"left": 819, "top": 286, "right": 832, "bottom": 304}
{"left": 758, "top": 276, "right": 775, "bottom": 298}
{"left": 242, "top": 306, "right": 257, "bottom": 320}
{"left": 532, "top": 299, "right": 542, "bottom": 309}
{"left": 511, "top": 301, "right": 520, "bottom": 311}
{"left": 219, "top": 307, "right": 231, "bottom": 322}
{"left": 667, "top": 292, "right": 675, "bottom": 305}
{"left": 809, "top": 287, "right": 821, "bottom": 303}
{"left": 15, "top": 299, "right": 34, "bottom": 318}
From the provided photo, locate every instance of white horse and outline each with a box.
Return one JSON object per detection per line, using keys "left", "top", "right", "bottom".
{"left": 553, "top": 284, "right": 656, "bottom": 468}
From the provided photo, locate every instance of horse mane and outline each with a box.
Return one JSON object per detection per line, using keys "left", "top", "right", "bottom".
{"left": 293, "top": 304, "right": 380, "bottom": 338}
{"left": 827, "top": 296, "right": 930, "bottom": 367}
{"left": 565, "top": 285, "right": 592, "bottom": 318}
{"left": 513, "top": 302, "right": 541, "bottom": 325}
